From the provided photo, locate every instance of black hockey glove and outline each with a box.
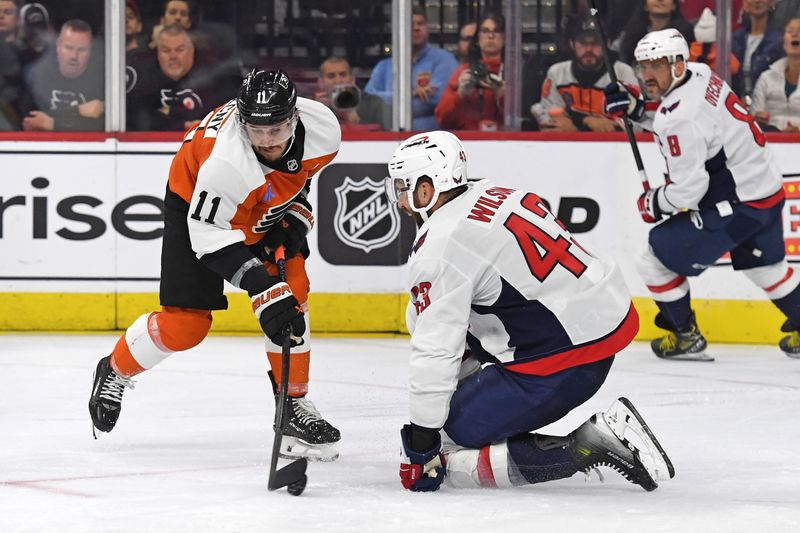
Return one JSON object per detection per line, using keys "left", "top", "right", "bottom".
{"left": 604, "top": 82, "right": 645, "bottom": 122}
{"left": 251, "top": 279, "right": 306, "bottom": 347}
{"left": 258, "top": 196, "right": 314, "bottom": 261}
{"left": 399, "top": 424, "right": 445, "bottom": 492}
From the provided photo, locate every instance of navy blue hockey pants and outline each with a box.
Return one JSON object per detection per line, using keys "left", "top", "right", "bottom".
{"left": 442, "top": 356, "right": 614, "bottom": 448}
{"left": 649, "top": 201, "right": 785, "bottom": 276}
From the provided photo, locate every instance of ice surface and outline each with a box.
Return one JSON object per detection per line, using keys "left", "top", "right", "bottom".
{"left": 0, "top": 334, "right": 798, "bottom": 532}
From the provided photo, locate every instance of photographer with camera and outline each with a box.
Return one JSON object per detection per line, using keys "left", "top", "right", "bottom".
{"left": 531, "top": 16, "right": 639, "bottom": 132}
{"left": 435, "top": 13, "right": 505, "bottom": 131}
{"left": 314, "top": 56, "right": 390, "bottom": 131}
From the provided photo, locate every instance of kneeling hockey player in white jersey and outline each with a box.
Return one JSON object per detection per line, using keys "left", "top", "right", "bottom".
{"left": 385, "top": 131, "right": 675, "bottom": 492}
{"left": 605, "top": 28, "right": 800, "bottom": 361}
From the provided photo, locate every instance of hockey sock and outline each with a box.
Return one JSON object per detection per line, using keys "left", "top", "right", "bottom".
{"left": 772, "top": 285, "right": 800, "bottom": 328}
{"left": 111, "top": 307, "right": 212, "bottom": 378}
{"left": 267, "top": 350, "right": 310, "bottom": 396}
{"left": 445, "top": 441, "right": 517, "bottom": 488}
{"left": 506, "top": 433, "right": 578, "bottom": 484}
{"left": 655, "top": 293, "right": 692, "bottom": 331}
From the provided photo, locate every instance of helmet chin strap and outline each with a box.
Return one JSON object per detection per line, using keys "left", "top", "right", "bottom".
{"left": 409, "top": 189, "right": 441, "bottom": 222}
{"left": 662, "top": 59, "right": 687, "bottom": 97}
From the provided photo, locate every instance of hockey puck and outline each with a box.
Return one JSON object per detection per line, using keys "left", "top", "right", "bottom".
{"left": 287, "top": 475, "right": 307, "bottom": 496}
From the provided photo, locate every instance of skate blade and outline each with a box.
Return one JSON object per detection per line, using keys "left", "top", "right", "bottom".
{"left": 656, "top": 351, "right": 714, "bottom": 362}
{"left": 280, "top": 436, "right": 339, "bottom": 462}
{"left": 604, "top": 397, "right": 675, "bottom": 481}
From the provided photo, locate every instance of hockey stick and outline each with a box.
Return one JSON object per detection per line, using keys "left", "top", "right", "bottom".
{"left": 267, "top": 245, "right": 308, "bottom": 496}
{"left": 588, "top": 0, "right": 651, "bottom": 192}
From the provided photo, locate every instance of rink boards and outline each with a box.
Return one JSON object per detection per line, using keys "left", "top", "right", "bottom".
{"left": 1, "top": 135, "right": 799, "bottom": 343}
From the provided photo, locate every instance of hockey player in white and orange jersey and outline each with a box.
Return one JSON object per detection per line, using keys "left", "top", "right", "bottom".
{"left": 605, "top": 29, "right": 800, "bottom": 361}
{"left": 89, "top": 69, "right": 342, "bottom": 460}
{"left": 386, "top": 131, "right": 674, "bottom": 493}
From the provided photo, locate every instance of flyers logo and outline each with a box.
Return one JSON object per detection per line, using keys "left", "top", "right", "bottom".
{"left": 411, "top": 281, "right": 432, "bottom": 314}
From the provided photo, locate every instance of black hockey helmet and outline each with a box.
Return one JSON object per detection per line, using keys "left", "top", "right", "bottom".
{"left": 237, "top": 68, "right": 297, "bottom": 126}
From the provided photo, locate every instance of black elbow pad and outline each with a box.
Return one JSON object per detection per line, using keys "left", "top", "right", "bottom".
{"left": 200, "top": 242, "right": 276, "bottom": 296}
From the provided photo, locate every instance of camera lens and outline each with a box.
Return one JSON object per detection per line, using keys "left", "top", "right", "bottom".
{"left": 332, "top": 86, "right": 360, "bottom": 109}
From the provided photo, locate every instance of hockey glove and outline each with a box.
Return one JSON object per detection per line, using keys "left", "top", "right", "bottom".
{"left": 604, "top": 82, "right": 645, "bottom": 122}
{"left": 399, "top": 424, "right": 446, "bottom": 492}
{"left": 251, "top": 279, "right": 306, "bottom": 347}
{"left": 259, "top": 197, "right": 314, "bottom": 261}
{"left": 637, "top": 187, "right": 664, "bottom": 224}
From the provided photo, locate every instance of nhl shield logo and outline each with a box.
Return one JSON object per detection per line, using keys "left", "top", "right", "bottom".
{"left": 334, "top": 176, "right": 400, "bottom": 253}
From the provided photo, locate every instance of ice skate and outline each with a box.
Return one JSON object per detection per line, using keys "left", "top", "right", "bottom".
{"left": 651, "top": 312, "right": 713, "bottom": 361}
{"left": 778, "top": 320, "right": 800, "bottom": 359}
{"left": 88, "top": 355, "right": 135, "bottom": 438}
{"left": 269, "top": 371, "right": 340, "bottom": 462}
{"left": 568, "top": 397, "right": 675, "bottom": 491}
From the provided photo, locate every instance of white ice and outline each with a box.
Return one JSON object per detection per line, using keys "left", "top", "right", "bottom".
{"left": 0, "top": 334, "right": 798, "bottom": 533}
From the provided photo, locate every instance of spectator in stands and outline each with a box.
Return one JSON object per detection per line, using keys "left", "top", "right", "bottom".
{"left": 313, "top": 56, "right": 390, "bottom": 131}
{"left": 566, "top": 0, "right": 639, "bottom": 48}
{"left": 617, "top": 0, "right": 695, "bottom": 65}
{"left": 679, "top": 0, "right": 745, "bottom": 29}
{"left": 364, "top": 5, "right": 458, "bottom": 130}
{"left": 149, "top": 0, "right": 193, "bottom": 49}
{"left": 774, "top": 0, "right": 800, "bottom": 27}
{"left": 128, "top": 25, "right": 227, "bottom": 131}
{"left": 16, "top": 2, "right": 54, "bottom": 68}
{"left": 22, "top": 19, "right": 103, "bottom": 131}
{"left": 126, "top": 0, "right": 146, "bottom": 52}
{"left": 733, "top": 0, "right": 785, "bottom": 98}
{"left": 689, "top": 8, "right": 741, "bottom": 74}
{"left": 457, "top": 21, "right": 476, "bottom": 63}
{"left": 0, "top": 0, "right": 19, "bottom": 44}
{"left": 435, "top": 13, "right": 506, "bottom": 131}
{"left": 0, "top": 38, "right": 22, "bottom": 129}
{"left": 750, "top": 17, "right": 800, "bottom": 131}
{"left": 532, "top": 17, "right": 640, "bottom": 132}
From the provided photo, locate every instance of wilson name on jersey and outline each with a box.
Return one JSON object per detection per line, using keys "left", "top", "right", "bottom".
{"left": 166, "top": 97, "right": 341, "bottom": 258}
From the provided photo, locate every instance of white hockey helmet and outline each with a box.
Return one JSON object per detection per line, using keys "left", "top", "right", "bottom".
{"left": 634, "top": 29, "right": 690, "bottom": 95}
{"left": 385, "top": 131, "right": 468, "bottom": 217}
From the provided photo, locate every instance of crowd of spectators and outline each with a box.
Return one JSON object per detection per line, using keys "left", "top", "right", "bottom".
{"left": 1, "top": 0, "right": 800, "bottom": 133}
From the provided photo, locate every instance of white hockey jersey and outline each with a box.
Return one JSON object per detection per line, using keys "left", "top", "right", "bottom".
{"left": 168, "top": 97, "right": 341, "bottom": 258}
{"left": 405, "top": 181, "right": 638, "bottom": 429}
{"left": 651, "top": 62, "right": 783, "bottom": 213}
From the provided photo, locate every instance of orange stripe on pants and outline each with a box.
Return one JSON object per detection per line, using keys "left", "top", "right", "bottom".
{"left": 111, "top": 307, "right": 212, "bottom": 378}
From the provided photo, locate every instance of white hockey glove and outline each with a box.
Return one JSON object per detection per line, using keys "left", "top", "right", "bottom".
{"left": 637, "top": 187, "right": 664, "bottom": 224}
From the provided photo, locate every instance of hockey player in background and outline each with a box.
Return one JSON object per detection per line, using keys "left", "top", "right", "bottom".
{"left": 88, "top": 69, "right": 342, "bottom": 461}
{"left": 605, "top": 29, "right": 800, "bottom": 361}
{"left": 385, "top": 131, "right": 674, "bottom": 492}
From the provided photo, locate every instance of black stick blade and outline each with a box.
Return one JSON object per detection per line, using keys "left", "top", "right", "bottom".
{"left": 268, "top": 457, "right": 308, "bottom": 492}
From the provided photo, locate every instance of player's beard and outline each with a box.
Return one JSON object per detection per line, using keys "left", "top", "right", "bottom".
{"left": 579, "top": 53, "right": 601, "bottom": 70}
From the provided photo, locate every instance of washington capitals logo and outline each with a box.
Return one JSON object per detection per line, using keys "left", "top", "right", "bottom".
{"left": 263, "top": 183, "right": 275, "bottom": 203}
{"left": 661, "top": 101, "right": 681, "bottom": 114}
